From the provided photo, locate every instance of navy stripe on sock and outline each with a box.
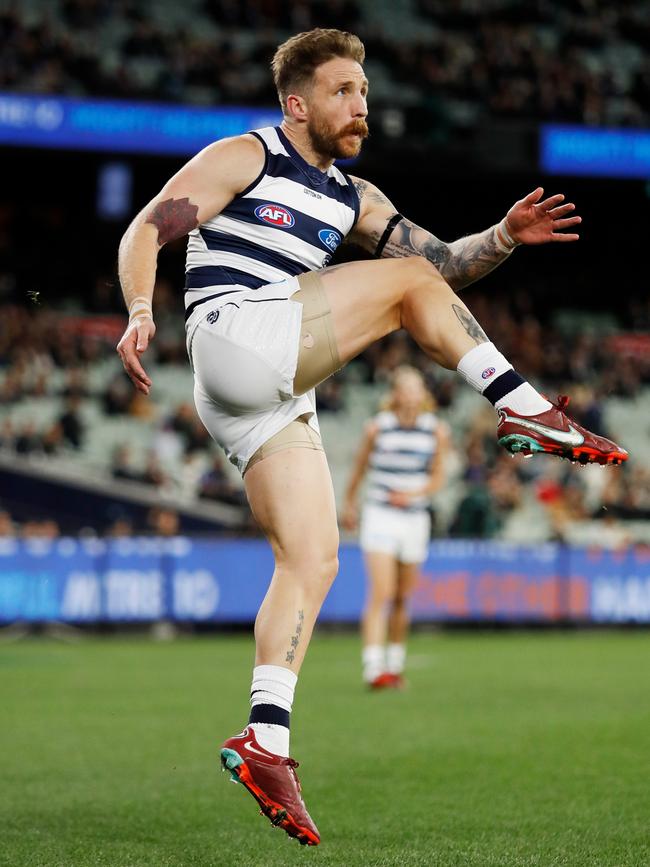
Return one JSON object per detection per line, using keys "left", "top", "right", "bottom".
{"left": 482, "top": 369, "right": 526, "bottom": 405}
{"left": 249, "top": 703, "right": 291, "bottom": 729}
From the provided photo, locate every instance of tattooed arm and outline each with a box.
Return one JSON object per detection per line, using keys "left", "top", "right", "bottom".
{"left": 116, "top": 134, "right": 265, "bottom": 393}
{"left": 347, "top": 177, "right": 581, "bottom": 292}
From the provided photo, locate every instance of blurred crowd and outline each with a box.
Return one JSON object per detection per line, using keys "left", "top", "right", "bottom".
{"left": 1, "top": 1, "right": 648, "bottom": 543}
{"left": 2, "top": 0, "right": 650, "bottom": 128}
{"left": 1, "top": 276, "right": 649, "bottom": 542}
{"left": 446, "top": 403, "right": 650, "bottom": 546}
{"left": 0, "top": 503, "right": 191, "bottom": 540}
{"left": 355, "top": 286, "right": 650, "bottom": 396}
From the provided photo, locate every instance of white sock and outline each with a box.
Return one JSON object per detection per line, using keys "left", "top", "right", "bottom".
{"left": 386, "top": 643, "right": 406, "bottom": 675}
{"left": 249, "top": 722, "right": 290, "bottom": 757}
{"left": 494, "top": 382, "right": 552, "bottom": 415}
{"left": 362, "top": 644, "right": 385, "bottom": 683}
{"left": 249, "top": 664, "right": 297, "bottom": 757}
{"left": 457, "top": 342, "right": 551, "bottom": 415}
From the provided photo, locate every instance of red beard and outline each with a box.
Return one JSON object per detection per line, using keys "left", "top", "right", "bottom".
{"left": 308, "top": 117, "right": 369, "bottom": 160}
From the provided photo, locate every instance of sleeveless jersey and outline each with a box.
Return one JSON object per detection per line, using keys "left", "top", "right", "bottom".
{"left": 184, "top": 125, "right": 360, "bottom": 329}
{"left": 365, "top": 411, "right": 439, "bottom": 512}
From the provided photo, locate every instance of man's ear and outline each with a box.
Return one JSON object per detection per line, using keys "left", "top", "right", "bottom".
{"left": 286, "top": 93, "right": 308, "bottom": 122}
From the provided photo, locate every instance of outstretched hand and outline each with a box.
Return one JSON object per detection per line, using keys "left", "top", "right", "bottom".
{"left": 505, "top": 187, "right": 582, "bottom": 245}
{"left": 116, "top": 316, "right": 156, "bottom": 395}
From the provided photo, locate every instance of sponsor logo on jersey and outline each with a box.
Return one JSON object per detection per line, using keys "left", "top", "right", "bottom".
{"left": 254, "top": 204, "right": 295, "bottom": 227}
{"left": 481, "top": 367, "right": 496, "bottom": 380}
{"left": 318, "top": 228, "right": 342, "bottom": 252}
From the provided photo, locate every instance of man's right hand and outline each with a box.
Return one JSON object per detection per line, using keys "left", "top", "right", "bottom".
{"left": 116, "top": 316, "right": 156, "bottom": 395}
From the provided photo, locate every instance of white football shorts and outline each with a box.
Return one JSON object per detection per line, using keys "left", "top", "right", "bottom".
{"left": 359, "top": 503, "right": 431, "bottom": 564}
{"left": 188, "top": 278, "right": 320, "bottom": 474}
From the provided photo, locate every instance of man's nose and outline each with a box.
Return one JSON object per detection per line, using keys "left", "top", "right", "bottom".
{"left": 352, "top": 93, "right": 368, "bottom": 117}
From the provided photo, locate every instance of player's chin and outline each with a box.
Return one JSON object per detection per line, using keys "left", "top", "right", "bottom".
{"left": 338, "top": 136, "right": 363, "bottom": 158}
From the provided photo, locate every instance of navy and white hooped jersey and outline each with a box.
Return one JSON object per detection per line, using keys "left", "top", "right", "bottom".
{"left": 184, "top": 125, "right": 360, "bottom": 328}
{"left": 365, "top": 411, "right": 439, "bottom": 512}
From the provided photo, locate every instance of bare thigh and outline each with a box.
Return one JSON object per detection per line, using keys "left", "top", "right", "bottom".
{"left": 314, "top": 259, "right": 422, "bottom": 366}
{"left": 244, "top": 446, "right": 339, "bottom": 569}
{"left": 293, "top": 257, "right": 471, "bottom": 395}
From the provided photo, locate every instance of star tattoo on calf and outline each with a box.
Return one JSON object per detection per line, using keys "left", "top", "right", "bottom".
{"left": 285, "top": 610, "right": 305, "bottom": 664}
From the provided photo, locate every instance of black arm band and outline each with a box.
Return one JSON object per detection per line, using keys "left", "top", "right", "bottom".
{"left": 374, "top": 213, "right": 403, "bottom": 258}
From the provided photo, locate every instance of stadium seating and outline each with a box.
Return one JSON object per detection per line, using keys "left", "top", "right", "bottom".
{"left": 2, "top": 0, "right": 649, "bottom": 127}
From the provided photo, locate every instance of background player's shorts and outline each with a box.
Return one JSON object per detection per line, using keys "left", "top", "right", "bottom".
{"left": 189, "top": 278, "right": 320, "bottom": 474}
{"left": 359, "top": 503, "right": 431, "bottom": 564}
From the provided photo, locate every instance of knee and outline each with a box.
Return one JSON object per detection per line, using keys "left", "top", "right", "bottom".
{"left": 313, "top": 551, "right": 339, "bottom": 583}
{"left": 278, "top": 549, "right": 339, "bottom": 597}
{"left": 367, "top": 584, "right": 393, "bottom": 608}
{"left": 305, "top": 553, "right": 339, "bottom": 602}
{"left": 398, "top": 258, "right": 451, "bottom": 313}
{"left": 403, "top": 255, "right": 445, "bottom": 288}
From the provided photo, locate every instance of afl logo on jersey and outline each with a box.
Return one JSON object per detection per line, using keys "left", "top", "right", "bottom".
{"left": 254, "top": 204, "right": 295, "bottom": 228}
{"left": 481, "top": 367, "right": 496, "bottom": 380}
{"left": 318, "top": 228, "right": 342, "bottom": 252}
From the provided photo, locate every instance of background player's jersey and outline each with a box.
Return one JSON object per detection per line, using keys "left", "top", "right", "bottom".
{"left": 184, "top": 125, "right": 360, "bottom": 327}
{"left": 365, "top": 411, "right": 439, "bottom": 512}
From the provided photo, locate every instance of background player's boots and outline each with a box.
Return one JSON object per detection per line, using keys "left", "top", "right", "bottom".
{"left": 497, "top": 394, "right": 628, "bottom": 465}
{"left": 220, "top": 727, "right": 320, "bottom": 846}
{"left": 368, "top": 672, "right": 394, "bottom": 690}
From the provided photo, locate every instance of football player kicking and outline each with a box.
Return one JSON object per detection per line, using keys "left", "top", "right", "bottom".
{"left": 116, "top": 28, "right": 627, "bottom": 846}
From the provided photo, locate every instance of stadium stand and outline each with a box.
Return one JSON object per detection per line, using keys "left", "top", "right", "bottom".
{"left": 1, "top": 0, "right": 649, "bottom": 542}
{"left": 1, "top": 0, "right": 649, "bottom": 128}
{"left": 1, "top": 285, "right": 649, "bottom": 543}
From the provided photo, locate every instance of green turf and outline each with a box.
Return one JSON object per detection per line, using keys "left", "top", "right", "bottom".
{"left": 1, "top": 631, "right": 648, "bottom": 867}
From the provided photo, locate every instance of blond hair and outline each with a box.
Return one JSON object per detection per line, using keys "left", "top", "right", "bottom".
{"left": 380, "top": 365, "right": 436, "bottom": 413}
{"left": 271, "top": 28, "right": 365, "bottom": 113}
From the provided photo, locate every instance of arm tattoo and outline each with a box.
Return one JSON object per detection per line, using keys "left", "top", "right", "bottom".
{"left": 285, "top": 609, "right": 305, "bottom": 665}
{"left": 146, "top": 197, "right": 199, "bottom": 246}
{"left": 452, "top": 304, "right": 489, "bottom": 345}
{"left": 352, "top": 178, "right": 368, "bottom": 200}
{"left": 381, "top": 218, "right": 510, "bottom": 291}
{"left": 353, "top": 178, "right": 395, "bottom": 209}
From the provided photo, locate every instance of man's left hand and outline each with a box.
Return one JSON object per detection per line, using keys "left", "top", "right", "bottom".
{"left": 505, "top": 187, "right": 582, "bottom": 245}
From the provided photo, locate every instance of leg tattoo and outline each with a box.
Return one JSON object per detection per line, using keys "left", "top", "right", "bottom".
{"left": 452, "top": 304, "right": 489, "bottom": 345}
{"left": 285, "top": 610, "right": 305, "bottom": 665}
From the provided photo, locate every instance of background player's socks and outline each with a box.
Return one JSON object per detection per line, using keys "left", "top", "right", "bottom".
{"left": 249, "top": 664, "right": 297, "bottom": 757}
{"left": 386, "top": 643, "right": 406, "bottom": 676}
{"left": 456, "top": 342, "right": 552, "bottom": 416}
{"left": 362, "top": 644, "right": 385, "bottom": 683}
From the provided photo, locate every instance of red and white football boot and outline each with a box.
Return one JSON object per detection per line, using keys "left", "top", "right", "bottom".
{"left": 220, "top": 726, "right": 320, "bottom": 846}
{"left": 497, "top": 395, "right": 628, "bottom": 466}
{"left": 368, "top": 672, "right": 395, "bottom": 690}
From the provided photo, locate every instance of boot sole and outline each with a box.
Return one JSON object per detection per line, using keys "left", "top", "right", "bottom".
{"left": 499, "top": 434, "right": 627, "bottom": 466}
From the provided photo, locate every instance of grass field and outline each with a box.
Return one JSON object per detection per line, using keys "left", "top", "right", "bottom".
{"left": 1, "top": 630, "right": 649, "bottom": 867}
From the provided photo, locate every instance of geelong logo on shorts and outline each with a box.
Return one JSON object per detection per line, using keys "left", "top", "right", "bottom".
{"left": 254, "top": 204, "right": 295, "bottom": 227}
{"left": 482, "top": 367, "right": 496, "bottom": 380}
{"left": 318, "top": 228, "right": 342, "bottom": 252}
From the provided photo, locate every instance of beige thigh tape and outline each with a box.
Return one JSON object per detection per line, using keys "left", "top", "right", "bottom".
{"left": 245, "top": 415, "right": 323, "bottom": 474}
{"left": 292, "top": 271, "right": 341, "bottom": 396}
